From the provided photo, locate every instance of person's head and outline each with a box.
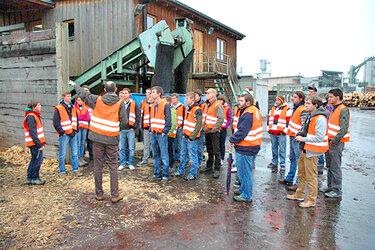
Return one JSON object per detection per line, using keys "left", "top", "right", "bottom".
{"left": 217, "top": 95, "right": 227, "bottom": 105}
{"left": 205, "top": 88, "right": 217, "bottom": 101}
{"left": 145, "top": 88, "right": 151, "bottom": 100}
{"left": 162, "top": 95, "right": 171, "bottom": 105}
{"left": 122, "top": 88, "right": 131, "bottom": 101}
{"left": 82, "top": 85, "right": 90, "bottom": 93}
{"left": 292, "top": 91, "right": 305, "bottom": 105}
{"left": 239, "top": 94, "right": 254, "bottom": 108}
{"left": 171, "top": 93, "right": 179, "bottom": 106}
{"left": 185, "top": 92, "right": 195, "bottom": 106}
{"left": 328, "top": 88, "right": 343, "bottom": 105}
{"left": 104, "top": 81, "right": 117, "bottom": 93}
{"left": 28, "top": 100, "right": 41, "bottom": 112}
{"left": 275, "top": 96, "right": 285, "bottom": 107}
{"left": 62, "top": 91, "right": 71, "bottom": 104}
{"left": 325, "top": 93, "right": 330, "bottom": 102}
{"left": 151, "top": 86, "right": 163, "bottom": 101}
{"left": 76, "top": 97, "right": 83, "bottom": 106}
{"left": 308, "top": 86, "right": 317, "bottom": 96}
{"left": 245, "top": 87, "right": 254, "bottom": 96}
{"left": 119, "top": 90, "right": 125, "bottom": 100}
{"left": 194, "top": 89, "right": 202, "bottom": 102}
{"left": 305, "top": 96, "right": 323, "bottom": 114}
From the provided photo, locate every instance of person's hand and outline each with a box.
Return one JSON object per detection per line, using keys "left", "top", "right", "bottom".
{"left": 130, "top": 128, "right": 135, "bottom": 131}
{"left": 294, "top": 136, "right": 303, "bottom": 142}
{"left": 68, "top": 80, "right": 76, "bottom": 86}
{"left": 38, "top": 146, "right": 45, "bottom": 151}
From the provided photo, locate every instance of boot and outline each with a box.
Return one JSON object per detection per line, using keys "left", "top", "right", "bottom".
{"left": 31, "top": 179, "right": 46, "bottom": 185}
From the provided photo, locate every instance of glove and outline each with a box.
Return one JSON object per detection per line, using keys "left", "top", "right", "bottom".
{"left": 68, "top": 131, "right": 76, "bottom": 137}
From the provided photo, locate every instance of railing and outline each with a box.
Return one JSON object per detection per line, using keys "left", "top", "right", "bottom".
{"left": 193, "top": 52, "right": 229, "bottom": 76}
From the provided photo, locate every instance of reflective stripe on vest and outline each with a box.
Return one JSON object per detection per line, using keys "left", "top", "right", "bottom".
{"left": 304, "top": 115, "right": 329, "bottom": 153}
{"left": 89, "top": 96, "right": 122, "bottom": 136}
{"left": 221, "top": 104, "right": 231, "bottom": 129}
{"left": 287, "top": 105, "right": 307, "bottom": 137}
{"left": 236, "top": 106, "right": 263, "bottom": 147}
{"left": 267, "top": 105, "right": 288, "bottom": 133}
{"left": 232, "top": 106, "right": 240, "bottom": 133}
{"left": 151, "top": 100, "right": 167, "bottom": 133}
{"left": 54, "top": 104, "right": 77, "bottom": 135}
{"left": 327, "top": 104, "right": 350, "bottom": 143}
{"left": 23, "top": 113, "right": 46, "bottom": 147}
{"left": 127, "top": 99, "right": 137, "bottom": 127}
{"left": 176, "top": 104, "right": 185, "bottom": 128}
{"left": 141, "top": 100, "right": 150, "bottom": 129}
{"left": 75, "top": 105, "right": 90, "bottom": 129}
{"left": 183, "top": 105, "right": 202, "bottom": 137}
{"left": 205, "top": 100, "right": 220, "bottom": 129}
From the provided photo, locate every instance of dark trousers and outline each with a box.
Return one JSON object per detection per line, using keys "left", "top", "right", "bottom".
{"left": 325, "top": 142, "right": 344, "bottom": 194}
{"left": 93, "top": 142, "right": 119, "bottom": 198}
{"left": 205, "top": 132, "right": 221, "bottom": 171}
{"left": 168, "top": 137, "right": 175, "bottom": 170}
{"left": 220, "top": 129, "right": 227, "bottom": 160}
{"left": 27, "top": 146, "right": 44, "bottom": 179}
{"left": 87, "top": 138, "right": 93, "bottom": 159}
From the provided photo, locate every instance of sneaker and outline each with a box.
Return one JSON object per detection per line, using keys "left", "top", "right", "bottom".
{"left": 161, "top": 177, "right": 169, "bottom": 183}
{"left": 317, "top": 165, "right": 324, "bottom": 175}
{"left": 118, "top": 165, "right": 125, "bottom": 170}
{"left": 111, "top": 190, "right": 125, "bottom": 203}
{"left": 213, "top": 171, "right": 220, "bottom": 179}
{"left": 233, "top": 195, "right": 252, "bottom": 203}
{"left": 319, "top": 186, "right": 332, "bottom": 193}
{"left": 128, "top": 165, "right": 135, "bottom": 170}
{"left": 231, "top": 166, "right": 237, "bottom": 173}
{"left": 199, "top": 166, "right": 213, "bottom": 173}
{"left": 278, "top": 179, "right": 293, "bottom": 186}
{"left": 137, "top": 162, "right": 147, "bottom": 167}
{"left": 233, "top": 180, "right": 240, "bottom": 188}
{"left": 171, "top": 171, "right": 183, "bottom": 177}
{"left": 286, "top": 194, "right": 304, "bottom": 201}
{"left": 72, "top": 171, "right": 83, "bottom": 177}
{"left": 59, "top": 172, "right": 66, "bottom": 177}
{"left": 27, "top": 178, "right": 32, "bottom": 185}
{"left": 31, "top": 179, "right": 46, "bottom": 185}
{"left": 267, "top": 162, "right": 277, "bottom": 168}
{"left": 184, "top": 175, "right": 196, "bottom": 181}
{"left": 324, "top": 191, "right": 342, "bottom": 198}
{"left": 233, "top": 189, "right": 241, "bottom": 195}
{"left": 78, "top": 158, "right": 86, "bottom": 166}
{"left": 299, "top": 201, "right": 316, "bottom": 208}
{"left": 149, "top": 175, "right": 162, "bottom": 181}
{"left": 287, "top": 184, "right": 298, "bottom": 191}
{"left": 279, "top": 166, "right": 286, "bottom": 173}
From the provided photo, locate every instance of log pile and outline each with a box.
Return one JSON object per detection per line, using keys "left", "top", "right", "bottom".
{"left": 344, "top": 92, "right": 375, "bottom": 107}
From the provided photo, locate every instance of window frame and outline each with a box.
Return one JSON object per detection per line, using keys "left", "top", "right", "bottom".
{"left": 216, "top": 38, "right": 226, "bottom": 62}
{"left": 63, "top": 19, "right": 75, "bottom": 41}
{"left": 146, "top": 14, "right": 157, "bottom": 30}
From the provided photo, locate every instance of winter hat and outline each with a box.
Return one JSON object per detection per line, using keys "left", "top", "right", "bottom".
{"left": 276, "top": 95, "right": 286, "bottom": 105}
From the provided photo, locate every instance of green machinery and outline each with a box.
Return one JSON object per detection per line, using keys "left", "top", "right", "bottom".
{"left": 71, "top": 18, "right": 194, "bottom": 96}
{"left": 349, "top": 56, "right": 375, "bottom": 87}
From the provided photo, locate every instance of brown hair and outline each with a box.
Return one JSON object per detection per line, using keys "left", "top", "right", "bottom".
{"left": 27, "top": 100, "right": 40, "bottom": 109}
{"left": 306, "top": 96, "right": 322, "bottom": 107}
{"left": 242, "top": 94, "right": 254, "bottom": 105}
{"left": 62, "top": 91, "right": 71, "bottom": 97}
{"left": 171, "top": 93, "right": 179, "bottom": 98}
{"left": 194, "top": 89, "right": 202, "bottom": 96}
{"left": 294, "top": 91, "right": 305, "bottom": 104}
{"left": 186, "top": 92, "right": 195, "bottom": 99}
{"left": 122, "top": 88, "right": 131, "bottom": 93}
{"left": 151, "top": 86, "right": 163, "bottom": 97}
{"left": 217, "top": 95, "right": 227, "bottom": 103}
{"left": 163, "top": 95, "right": 171, "bottom": 102}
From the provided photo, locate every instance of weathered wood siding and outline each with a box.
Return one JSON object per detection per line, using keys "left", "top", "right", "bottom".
{"left": 41, "top": 0, "right": 137, "bottom": 77}
{"left": 0, "top": 30, "right": 59, "bottom": 158}
{"left": 0, "top": 10, "right": 42, "bottom": 28}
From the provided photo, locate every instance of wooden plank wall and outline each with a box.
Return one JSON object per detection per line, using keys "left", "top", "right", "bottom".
{"left": 41, "top": 0, "right": 137, "bottom": 77}
{"left": 0, "top": 10, "right": 42, "bottom": 30}
{"left": 0, "top": 30, "right": 60, "bottom": 158}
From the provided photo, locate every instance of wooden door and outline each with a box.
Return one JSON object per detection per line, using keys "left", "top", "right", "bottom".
{"left": 193, "top": 29, "right": 204, "bottom": 73}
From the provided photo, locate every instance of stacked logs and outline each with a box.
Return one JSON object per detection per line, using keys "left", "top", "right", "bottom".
{"left": 344, "top": 92, "right": 375, "bottom": 107}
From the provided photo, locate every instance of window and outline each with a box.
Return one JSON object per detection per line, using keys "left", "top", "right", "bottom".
{"left": 63, "top": 19, "right": 75, "bottom": 40}
{"left": 216, "top": 38, "right": 226, "bottom": 61}
{"left": 147, "top": 14, "right": 157, "bottom": 30}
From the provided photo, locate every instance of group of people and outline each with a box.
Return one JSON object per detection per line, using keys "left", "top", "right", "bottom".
{"left": 23, "top": 80, "right": 349, "bottom": 206}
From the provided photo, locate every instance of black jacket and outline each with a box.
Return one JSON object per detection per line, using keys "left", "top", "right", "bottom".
{"left": 53, "top": 101, "right": 78, "bottom": 136}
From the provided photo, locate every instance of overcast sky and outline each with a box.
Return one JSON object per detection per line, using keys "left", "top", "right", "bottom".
{"left": 179, "top": 0, "right": 375, "bottom": 79}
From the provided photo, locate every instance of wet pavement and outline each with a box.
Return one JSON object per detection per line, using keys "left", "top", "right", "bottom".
{"left": 64, "top": 108, "right": 375, "bottom": 248}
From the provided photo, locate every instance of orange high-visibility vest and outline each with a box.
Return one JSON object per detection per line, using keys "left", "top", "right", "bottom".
{"left": 23, "top": 113, "right": 46, "bottom": 147}
{"left": 183, "top": 105, "right": 202, "bottom": 137}
{"left": 151, "top": 99, "right": 167, "bottom": 133}
{"left": 267, "top": 105, "right": 289, "bottom": 133}
{"left": 221, "top": 104, "right": 231, "bottom": 130}
{"left": 75, "top": 105, "right": 90, "bottom": 129}
{"left": 236, "top": 106, "right": 263, "bottom": 147}
{"left": 140, "top": 100, "right": 150, "bottom": 129}
{"left": 327, "top": 104, "right": 350, "bottom": 143}
{"left": 287, "top": 105, "right": 307, "bottom": 137}
{"left": 232, "top": 105, "right": 240, "bottom": 133}
{"left": 304, "top": 115, "right": 329, "bottom": 153}
{"left": 82, "top": 101, "right": 93, "bottom": 118}
{"left": 126, "top": 99, "right": 137, "bottom": 127}
{"left": 204, "top": 100, "right": 221, "bottom": 129}
{"left": 54, "top": 104, "right": 77, "bottom": 135}
{"left": 89, "top": 97, "right": 122, "bottom": 136}
{"left": 176, "top": 104, "right": 185, "bottom": 128}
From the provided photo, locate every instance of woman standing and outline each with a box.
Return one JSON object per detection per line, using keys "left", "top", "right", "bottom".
{"left": 23, "top": 101, "right": 46, "bottom": 185}
{"left": 74, "top": 97, "right": 90, "bottom": 166}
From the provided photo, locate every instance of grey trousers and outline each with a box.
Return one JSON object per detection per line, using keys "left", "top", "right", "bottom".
{"left": 325, "top": 142, "right": 344, "bottom": 194}
{"left": 93, "top": 142, "right": 119, "bottom": 198}
{"left": 141, "top": 129, "right": 151, "bottom": 163}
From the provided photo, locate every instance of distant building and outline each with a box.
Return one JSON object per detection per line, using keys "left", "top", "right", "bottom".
{"left": 363, "top": 58, "right": 375, "bottom": 85}
{"left": 238, "top": 75, "right": 268, "bottom": 117}
{"left": 263, "top": 75, "right": 303, "bottom": 90}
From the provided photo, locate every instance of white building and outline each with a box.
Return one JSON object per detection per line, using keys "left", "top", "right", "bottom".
{"left": 363, "top": 58, "right": 375, "bottom": 85}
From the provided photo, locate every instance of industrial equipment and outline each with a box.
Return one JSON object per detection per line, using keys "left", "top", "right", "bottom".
{"left": 349, "top": 56, "right": 375, "bottom": 87}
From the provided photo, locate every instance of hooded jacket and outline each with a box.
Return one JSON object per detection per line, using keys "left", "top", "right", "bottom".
{"left": 74, "top": 84, "right": 128, "bottom": 145}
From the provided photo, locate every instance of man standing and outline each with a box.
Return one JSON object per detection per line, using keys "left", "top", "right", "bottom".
{"left": 229, "top": 94, "right": 263, "bottom": 202}
{"left": 150, "top": 86, "right": 172, "bottom": 183}
{"left": 172, "top": 92, "right": 203, "bottom": 180}
{"left": 308, "top": 86, "right": 318, "bottom": 97}
{"left": 171, "top": 93, "right": 185, "bottom": 163}
{"left": 279, "top": 91, "right": 308, "bottom": 190}
{"left": 69, "top": 80, "right": 127, "bottom": 203}
{"left": 53, "top": 91, "right": 80, "bottom": 175}
{"left": 194, "top": 89, "right": 206, "bottom": 167}
{"left": 162, "top": 95, "right": 178, "bottom": 172}
{"left": 321, "top": 88, "right": 350, "bottom": 198}
{"left": 118, "top": 88, "right": 140, "bottom": 170}
{"left": 267, "top": 96, "right": 291, "bottom": 173}
{"left": 138, "top": 88, "right": 152, "bottom": 166}
{"left": 287, "top": 96, "right": 329, "bottom": 208}
{"left": 200, "top": 88, "right": 224, "bottom": 179}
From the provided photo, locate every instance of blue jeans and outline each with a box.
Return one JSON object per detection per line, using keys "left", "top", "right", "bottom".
{"left": 119, "top": 129, "right": 135, "bottom": 166}
{"left": 77, "top": 128, "right": 87, "bottom": 158}
{"left": 270, "top": 133, "right": 287, "bottom": 166}
{"left": 286, "top": 138, "right": 301, "bottom": 184}
{"left": 236, "top": 152, "right": 256, "bottom": 200}
{"left": 168, "top": 137, "right": 175, "bottom": 170}
{"left": 318, "top": 154, "right": 325, "bottom": 166}
{"left": 27, "top": 146, "right": 44, "bottom": 179}
{"left": 173, "top": 128, "right": 183, "bottom": 161}
{"left": 151, "top": 133, "right": 169, "bottom": 178}
{"left": 58, "top": 134, "right": 79, "bottom": 173}
{"left": 197, "top": 130, "right": 205, "bottom": 165}
{"left": 178, "top": 137, "right": 199, "bottom": 176}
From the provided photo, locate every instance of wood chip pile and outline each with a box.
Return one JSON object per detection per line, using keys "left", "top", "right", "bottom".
{"left": 0, "top": 146, "right": 207, "bottom": 248}
{"left": 343, "top": 92, "right": 375, "bottom": 107}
